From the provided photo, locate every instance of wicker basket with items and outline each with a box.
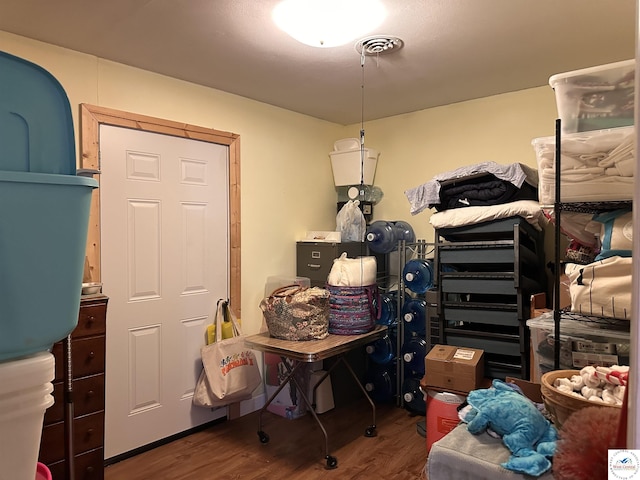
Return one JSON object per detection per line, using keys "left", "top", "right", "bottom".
{"left": 540, "top": 365, "right": 627, "bottom": 428}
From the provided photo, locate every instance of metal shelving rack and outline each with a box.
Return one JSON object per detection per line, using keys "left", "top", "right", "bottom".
{"left": 395, "top": 239, "right": 434, "bottom": 412}
{"left": 549, "top": 118, "right": 632, "bottom": 369}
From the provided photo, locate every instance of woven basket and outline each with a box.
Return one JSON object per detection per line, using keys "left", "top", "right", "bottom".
{"left": 540, "top": 369, "right": 621, "bottom": 429}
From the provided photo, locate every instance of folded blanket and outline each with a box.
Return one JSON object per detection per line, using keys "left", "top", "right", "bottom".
{"left": 405, "top": 162, "right": 538, "bottom": 215}
{"left": 435, "top": 175, "right": 538, "bottom": 212}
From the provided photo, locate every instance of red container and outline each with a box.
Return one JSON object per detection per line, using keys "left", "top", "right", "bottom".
{"left": 426, "top": 390, "right": 466, "bottom": 454}
{"left": 36, "top": 462, "right": 52, "bottom": 480}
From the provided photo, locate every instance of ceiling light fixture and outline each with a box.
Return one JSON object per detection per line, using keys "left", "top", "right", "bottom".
{"left": 272, "top": 0, "right": 386, "bottom": 48}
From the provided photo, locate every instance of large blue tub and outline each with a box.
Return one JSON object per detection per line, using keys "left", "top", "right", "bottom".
{"left": 0, "top": 171, "right": 97, "bottom": 361}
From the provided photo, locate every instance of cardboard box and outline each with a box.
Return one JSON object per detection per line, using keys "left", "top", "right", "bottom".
{"left": 264, "top": 353, "right": 310, "bottom": 420}
{"left": 505, "top": 376, "right": 543, "bottom": 403}
{"left": 423, "top": 345, "right": 484, "bottom": 394}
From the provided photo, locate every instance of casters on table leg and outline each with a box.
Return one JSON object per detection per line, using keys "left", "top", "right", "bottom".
{"left": 325, "top": 455, "right": 338, "bottom": 469}
{"left": 258, "top": 431, "right": 270, "bottom": 444}
{"left": 364, "top": 425, "right": 377, "bottom": 437}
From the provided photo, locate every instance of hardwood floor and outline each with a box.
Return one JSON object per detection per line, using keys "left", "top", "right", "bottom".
{"left": 104, "top": 398, "right": 428, "bottom": 480}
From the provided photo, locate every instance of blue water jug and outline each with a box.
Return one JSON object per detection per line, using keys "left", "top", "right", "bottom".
{"left": 364, "top": 363, "right": 397, "bottom": 403}
{"left": 401, "top": 336, "right": 427, "bottom": 375}
{"left": 403, "top": 258, "right": 434, "bottom": 294}
{"left": 366, "top": 333, "right": 396, "bottom": 365}
{"left": 402, "top": 376, "right": 426, "bottom": 415}
{"left": 394, "top": 220, "right": 416, "bottom": 243}
{"left": 365, "top": 220, "right": 397, "bottom": 254}
{"left": 376, "top": 293, "right": 398, "bottom": 326}
{"left": 401, "top": 297, "right": 426, "bottom": 335}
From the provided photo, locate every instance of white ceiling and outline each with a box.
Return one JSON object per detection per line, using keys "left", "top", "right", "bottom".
{"left": 0, "top": 0, "right": 636, "bottom": 125}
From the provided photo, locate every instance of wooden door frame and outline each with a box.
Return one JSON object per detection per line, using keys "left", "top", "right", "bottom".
{"left": 80, "top": 104, "right": 241, "bottom": 315}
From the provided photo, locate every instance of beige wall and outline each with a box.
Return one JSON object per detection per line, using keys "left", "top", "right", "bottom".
{"left": 347, "top": 86, "right": 559, "bottom": 242}
{"left": 1, "top": 31, "right": 560, "bottom": 333}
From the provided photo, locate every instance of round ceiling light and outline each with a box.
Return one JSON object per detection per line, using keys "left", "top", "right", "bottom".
{"left": 272, "top": 0, "right": 387, "bottom": 48}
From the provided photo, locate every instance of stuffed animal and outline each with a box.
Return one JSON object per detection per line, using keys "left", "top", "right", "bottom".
{"left": 462, "top": 379, "right": 557, "bottom": 477}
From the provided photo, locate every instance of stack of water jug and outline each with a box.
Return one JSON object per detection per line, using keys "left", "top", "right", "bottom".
{"left": 0, "top": 51, "right": 97, "bottom": 479}
{"left": 362, "top": 220, "right": 433, "bottom": 414}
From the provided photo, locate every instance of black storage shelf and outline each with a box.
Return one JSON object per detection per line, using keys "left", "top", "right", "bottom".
{"left": 438, "top": 240, "right": 540, "bottom": 270}
{"left": 431, "top": 215, "right": 547, "bottom": 380}
{"left": 436, "top": 216, "right": 542, "bottom": 243}
{"left": 440, "top": 271, "right": 542, "bottom": 297}
{"left": 441, "top": 302, "right": 520, "bottom": 327}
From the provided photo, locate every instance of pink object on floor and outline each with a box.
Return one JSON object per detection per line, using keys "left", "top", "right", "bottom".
{"left": 36, "top": 462, "right": 52, "bottom": 480}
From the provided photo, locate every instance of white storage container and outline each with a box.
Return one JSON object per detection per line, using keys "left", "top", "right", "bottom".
{"left": 531, "top": 126, "right": 635, "bottom": 205}
{"left": 549, "top": 59, "right": 635, "bottom": 134}
{"left": 329, "top": 138, "right": 378, "bottom": 186}
{"left": 527, "top": 313, "right": 630, "bottom": 382}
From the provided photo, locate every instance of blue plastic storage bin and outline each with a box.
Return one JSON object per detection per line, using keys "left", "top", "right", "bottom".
{"left": 0, "top": 171, "right": 97, "bottom": 361}
{"left": 0, "top": 50, "right": 99, "bottom": 361}
{"left": 0, "top": 51, "right": 76, "bottom": 175}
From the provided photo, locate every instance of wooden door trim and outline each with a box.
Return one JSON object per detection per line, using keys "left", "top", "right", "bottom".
{"left": 80, "top": 103, "right": 241, "bottom": 315}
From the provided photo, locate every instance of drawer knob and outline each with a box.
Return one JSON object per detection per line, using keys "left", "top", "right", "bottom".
{"left": 87, "top": 390, "right": 95, "bottom": 398}
{"left": 87, "top": 428, "right": 94, "bottom": 436}
{"left": 86, "top": 466, "right": 95, "bottom": 474}
{"left": 87, "top": 315, "right": 95, "bottom": 322}
{"left": 88, "top": 351, "right": 95, "bottom": 359}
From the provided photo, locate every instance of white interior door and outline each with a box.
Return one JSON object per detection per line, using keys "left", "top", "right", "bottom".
{"left": 99, "top": 125, "right": 229, "bottom": 459}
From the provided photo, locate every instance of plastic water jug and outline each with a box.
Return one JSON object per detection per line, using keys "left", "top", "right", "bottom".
{"left": 403, "top": 258, "right": 434, "bottom": 294}
{"left": 377, "top": 293, "right": 398, "bottom": 326}
{"left": 402, "top": 376, "right": 426, "bottom": 415}
{"left": 394, "top": 220, "right": 416, "bottom": 243}
{"left": 365, "top": 220, "right": 397, "bottom": 253}
{"left": 364, "top": 363, "right": 397, "bottom": 403}
{"left": 365, "top": 333, "right": 396, "bottom": 365}
{"left": 401, "top": 336, "right": 427, "bottom": 375}
{"left": 365, "top": 220, "right": 416, "bottom": 254}
{"left": 401, "top": 297, "right": 426, "bottom": 335}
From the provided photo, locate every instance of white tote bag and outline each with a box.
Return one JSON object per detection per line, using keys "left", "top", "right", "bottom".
{"left": 193, "top": 300, "right": 261, "bottom": 407}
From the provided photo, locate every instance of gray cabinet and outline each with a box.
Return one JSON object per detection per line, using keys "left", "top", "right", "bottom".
{"left": 296, "top": 241, "right": 371, "bottom": 287}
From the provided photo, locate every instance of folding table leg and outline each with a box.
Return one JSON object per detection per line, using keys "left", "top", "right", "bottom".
{"left": 256, "top": 358, "right": 338, "bottom": 469}
{"left": 256, "top": 359, "right": 305, "bottom": 443}
{"left": 317, "top": 355, "right": 378, "bottom": 436}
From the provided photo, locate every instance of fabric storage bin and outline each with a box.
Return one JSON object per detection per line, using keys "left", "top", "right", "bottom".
{"left": 549, "top": 59, "right": 634, "bottom": 134}
{"left": 531, "top": 126, "right": 635, "bottom": 205}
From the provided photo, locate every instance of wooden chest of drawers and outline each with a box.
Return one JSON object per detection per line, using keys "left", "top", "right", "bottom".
{"left": 39, "top": 295, "right": 108, "bottom": 480}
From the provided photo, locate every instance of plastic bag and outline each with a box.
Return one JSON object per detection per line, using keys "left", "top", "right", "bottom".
{"left": 336, "top": 200, "right": 366, "bottom": 242}
{"left": 327, "top": 252, "right": 377, "bottom": 287}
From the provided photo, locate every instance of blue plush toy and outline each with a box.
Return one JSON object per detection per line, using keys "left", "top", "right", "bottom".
{"left": 462, "top": 379, "right": 557, "bottom": 477}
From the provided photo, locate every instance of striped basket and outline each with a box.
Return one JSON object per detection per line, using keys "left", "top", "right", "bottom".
{"left": 327, "top": 284, "right": 379, "bottom": 335}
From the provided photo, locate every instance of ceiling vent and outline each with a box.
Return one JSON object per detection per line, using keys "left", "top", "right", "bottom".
{"left": 355, "top": 35, "right": 403, "bottom": 56}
